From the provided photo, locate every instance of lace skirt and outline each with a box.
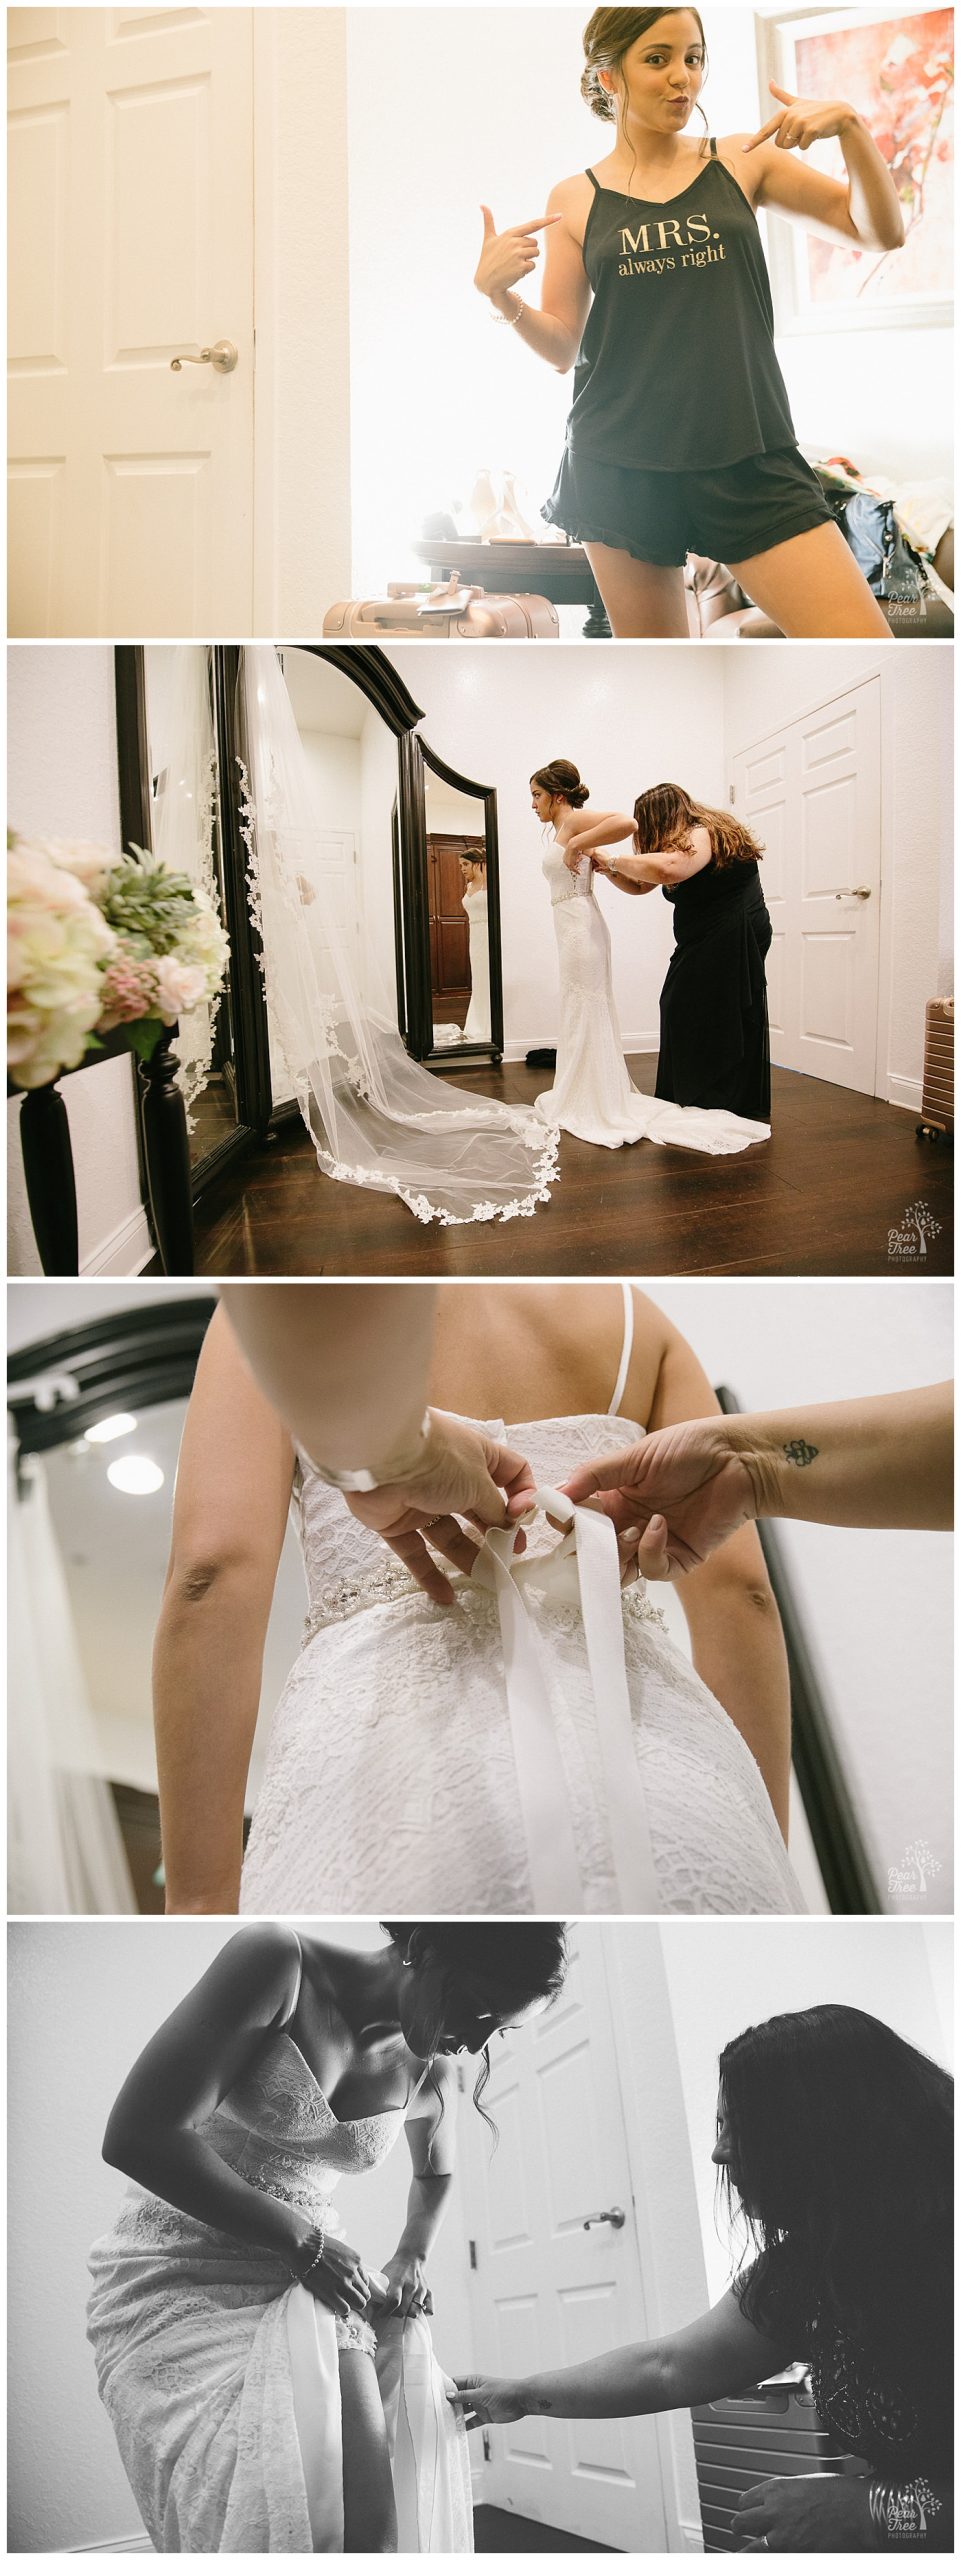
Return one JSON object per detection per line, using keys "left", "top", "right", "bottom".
{"left": 87, "top": 2189, "right": 472, "bottom": 2552}
{"left": 239, "top": 1576, "right": 806, "bottom": 1917}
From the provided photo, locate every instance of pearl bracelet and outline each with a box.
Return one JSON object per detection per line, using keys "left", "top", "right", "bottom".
{"left": 293, "top": 2229, "right": 327, "bottom": 2283}
{"left": 491, "top": 300, "right": 524, "bottom": 327}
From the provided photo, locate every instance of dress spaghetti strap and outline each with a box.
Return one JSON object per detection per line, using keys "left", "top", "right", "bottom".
{"left": 709, "top": 135, "right": 718, "bottom": 155}
{"left": 608, "top": 1282, "right": 635, "bottom": 1417}
{"left": 280, "top": 1928, "right": 305, "bottom": 2028}
{"left": 585, "top": 168, "right": 601, "bottom": 190}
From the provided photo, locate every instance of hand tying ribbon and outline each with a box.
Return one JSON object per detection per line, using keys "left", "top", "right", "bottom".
{"left": 472, "top": 1488, "right": 660, "bottom": 1915}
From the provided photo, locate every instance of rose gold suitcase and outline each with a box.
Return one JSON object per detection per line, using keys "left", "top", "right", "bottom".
{"left": 323, "top": 575, "right": 559, "bottom": 639}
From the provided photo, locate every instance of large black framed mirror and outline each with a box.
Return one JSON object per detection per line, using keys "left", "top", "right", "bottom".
{"left": 396, "top": 737, "right": 504, "bottom": 1067}
{"left": 114, "top": 644, "right": 507, "bottom": 1186}
{"left": 275, "top": 647, "right": 504, "bottom": 1072}
{"left": 115, "top": 645, "right": 271, "bottom": 1207}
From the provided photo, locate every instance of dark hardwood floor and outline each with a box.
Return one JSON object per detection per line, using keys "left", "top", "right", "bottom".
{"left": 175, "top": 1060, "right": 953, "bottom": 1279}
{"left": 473, "top": 2508, "right": 610, "bottom": 2554}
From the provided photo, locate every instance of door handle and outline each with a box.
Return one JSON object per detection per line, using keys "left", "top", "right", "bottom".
{"left": 582, "top": 2206, "right": 626, "bottom": 2230}
{"left": 834, "top": 886, "right": 871, "bottom": 900}
{"left": 170, "top": 339, "right": 238, "bottom": 375}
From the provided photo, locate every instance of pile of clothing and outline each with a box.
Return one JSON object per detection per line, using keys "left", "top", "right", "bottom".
{"left": 811, "top": 455, "right": 953, "bottom": 619}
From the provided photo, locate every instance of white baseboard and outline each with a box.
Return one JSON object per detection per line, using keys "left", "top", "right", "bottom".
{"left": 501, "top": 1036, "right": 659, "bottom": 1064}
{"left": 80, "top": 1204, "right": 155, "bottom": 1278}
{"left": 885, "top": 1072, "right": 924, "bottom": 1115}
{"left": 71, "top": 2537, "right": 151, "bottom": 2553}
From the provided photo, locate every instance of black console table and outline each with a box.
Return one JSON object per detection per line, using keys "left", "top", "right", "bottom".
{"left": 412, "top": 539, "right": 612, "bottom": 637}
{"left": 12, "top": 1025, "right": 194, "bottom": 1277}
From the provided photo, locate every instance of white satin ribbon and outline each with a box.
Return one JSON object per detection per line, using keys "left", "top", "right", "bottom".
{"left": 472, "top": 1488, "right": 661, "bottom": 1915}
{"left": 286, "top": 2282, "right": 472, "bottom": 2553}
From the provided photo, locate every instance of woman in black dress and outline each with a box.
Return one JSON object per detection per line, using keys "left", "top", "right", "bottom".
{"left": 473, "top": 8, "right": 903, "bottom": 638}
{"left": 453, "top": 2006, "right": 954, "bottom": 2552}
{"left": 566, "top": 783, "right": 773, "bottom": 1123}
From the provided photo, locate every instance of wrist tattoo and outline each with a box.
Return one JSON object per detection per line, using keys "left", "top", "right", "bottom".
{"left": 533, "top": 2396, "right": 553, "bottom": 2413}
{"left": 783, "top": 1438, "right": 819, "bottom": 1468}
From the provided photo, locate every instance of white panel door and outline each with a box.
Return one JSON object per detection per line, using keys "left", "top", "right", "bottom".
{"left": 8, "top": 6, "right": 253, "bottom": 636}
{"left": 459, "top": 1930, "right": 669, "bottom": 2551}
{"left": 731, "top": 679, "right": 882, "bottom": 1094}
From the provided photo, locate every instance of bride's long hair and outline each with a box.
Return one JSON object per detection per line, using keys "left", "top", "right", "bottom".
{"left": 634, "top": 782, "right": 763, "bottom": 869}
{"left": 382, "top": 1921, "right": 569, "bottom": 2147}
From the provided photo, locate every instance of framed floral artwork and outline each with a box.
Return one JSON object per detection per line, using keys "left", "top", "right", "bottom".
{"left": 757, "top": 4, "right": 953, "bottom": 329}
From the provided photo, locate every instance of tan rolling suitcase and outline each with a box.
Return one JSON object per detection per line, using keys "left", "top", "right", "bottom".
{"left": 323, "top": 574, "right": 559, "bottom": 639}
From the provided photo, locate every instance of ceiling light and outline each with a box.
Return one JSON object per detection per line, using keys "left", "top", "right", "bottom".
{"left": 107, "top": 1455, "right": 165, "bottom": 1497}
{"left": 84, "top": 1414, "right": 138, "bottom": 1445}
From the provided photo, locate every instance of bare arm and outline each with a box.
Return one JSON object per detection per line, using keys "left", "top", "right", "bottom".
{"left": 153, "top": 1309, "right": 295, "bottom": 1914}
{"left": 103, "top": 1928, "right": 315, "bottom": 2260}
{"left": 594, "top": 828, "right": 714, "bottom": 890}
{"left": 102, "top": 1925, "right": 377, "bottom": 2318}
{"left": 738, "top": 1383, "right": 953, "bottom": 1532}
{"left": 453, "top": 2284, "right": 792, "bottom": 2424}
{"left": 474, "top": 182, "right": 591, "bottom": 374}
{"left": 739, "top": 93, "right": 904, "bottom": 251}
{"left": 564, "top": 814, "right": 654, "bottom": 897}
{"left": 221, "top": 1283, "right": 438, "bottom": 1479}
{"left": 645, "top": 1315, "right": 792, "bottom": 1838}
{"left": 382, "top": 2064, "right": 459, "bottom": 2314}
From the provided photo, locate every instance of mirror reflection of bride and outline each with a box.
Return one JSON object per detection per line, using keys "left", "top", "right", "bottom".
{"left": 529, "top": 761, "right": 769, "bottom": 1153}
{"left": 459, "top": 854, "right": 491, "bottom": 1043}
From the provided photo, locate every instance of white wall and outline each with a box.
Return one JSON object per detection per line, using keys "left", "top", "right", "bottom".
{"left": 7, "top": 1919, "right": 475, "bottom": 2556}
{"left": 345, "top": 9, "right": 950, "bottom": 593}
{"left": 7, "top": 646, "right": 152, "bottom": 1278}
{"left": 722, "top": 645, "right": 954, "bottom": 1102}
{"left": 644, "top": 1279, "right": 953, "bottom": 1909}
{"left": 383, "top": 644, "right": 727, "bottom": 1053}
{"left": 659, "top": 1917, "right": 953, "bottom": 2309}
{"left": 254, "top": 11, "right": 352, "bottom": 629}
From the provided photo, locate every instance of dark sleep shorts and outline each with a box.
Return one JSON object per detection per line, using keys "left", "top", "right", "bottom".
{"left": 541, "top": 443, "right": 834, "bottom": 569}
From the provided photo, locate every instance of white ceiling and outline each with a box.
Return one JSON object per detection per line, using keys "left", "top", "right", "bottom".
{"left": 40, "top": 1396, "right": 309, "bottom": 1798}
{"left": 7, "top": 1282, "right": 214, "bottom": 1355}
{"left": 281, "top": 647, "right": 371, "bottom": 739}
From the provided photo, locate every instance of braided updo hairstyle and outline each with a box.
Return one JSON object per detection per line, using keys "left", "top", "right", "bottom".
{"left": 531, "top": 759, "right": 590, "bottom": 809}
{"left": 581, "top": 8, "right": 710, "bottom": 129}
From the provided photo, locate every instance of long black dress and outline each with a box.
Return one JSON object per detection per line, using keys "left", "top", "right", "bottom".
{"left": 656, "top": 858, "right": 772, "bottom": 1121}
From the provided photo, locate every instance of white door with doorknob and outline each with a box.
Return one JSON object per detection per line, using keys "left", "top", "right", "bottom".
{"left": 730, "top": 677, "right": 882, "bottom": 1094}
{"left": 458, "top": 1930, "right": 671, "bottom": 2551}
{"left": 8, "top": 5, "right": 253, "bottom": 636}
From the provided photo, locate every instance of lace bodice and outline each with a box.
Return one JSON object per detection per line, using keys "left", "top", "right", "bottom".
{"left": 241, "top": 1378, "right": 806, "bottom": 1917}
{"left": 293, "top": 1412, "right": 646, "bottom": 1639}
{"left": 542, "top": 840, "right": 593, "bottom": 904}
{"left": 199, "top": 2030, "right": 407, "bottom": 2221}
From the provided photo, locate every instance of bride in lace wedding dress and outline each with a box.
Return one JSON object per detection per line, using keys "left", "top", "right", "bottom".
{"left": 88, "top": 1922, "right": 566, "bottom": 2553}
{"left": 154, "top": 1284, "right": 805, "bottom": 1920}
{"left": 529, "top": 762, "right": 769, "bottom": 1153}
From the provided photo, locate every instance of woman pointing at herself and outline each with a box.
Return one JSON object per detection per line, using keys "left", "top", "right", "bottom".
{"left": 474, "top": 9, "right": 903, "bottom": 639}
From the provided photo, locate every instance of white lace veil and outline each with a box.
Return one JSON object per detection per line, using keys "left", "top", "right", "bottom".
{"left": 239, "top": 644, "right": 560, "bottom": 1225}
{"left": 144, "top": 646, "right": 222, "bottom": 1127}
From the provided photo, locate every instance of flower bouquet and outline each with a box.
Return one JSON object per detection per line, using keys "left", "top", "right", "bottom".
{"left": 7, "top": 834, "right": 229, "bottom": 1091}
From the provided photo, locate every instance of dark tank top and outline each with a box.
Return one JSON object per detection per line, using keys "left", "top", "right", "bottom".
{"left": 567, "top": 143, "right": 797, "bottom": 472}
